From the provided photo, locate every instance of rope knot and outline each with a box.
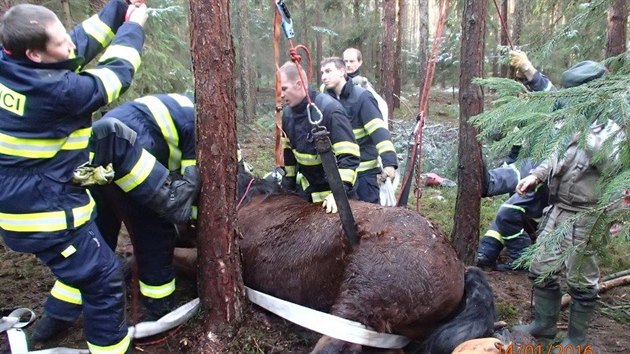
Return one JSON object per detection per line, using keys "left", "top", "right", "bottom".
{"left": 289, "top": 48, "right": 302, "bottom": 63}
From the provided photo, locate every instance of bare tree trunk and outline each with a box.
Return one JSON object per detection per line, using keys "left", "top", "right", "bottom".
{"left": 512, "top": 0, "right": 525, "bottom": 46}
{"left": 393, "top": 0, "right": 404, "bottom": 109}
{"left": 315, "top": 6, "right": 322, "bottom": 85}
{"left": 417, "top": 0, "right": 428, "bottom": 90}
{"left": 60, "top": 0, "right": 72, "bottom": 29}
{"left": 492, "top": 24, "right": 499, "bottom": 77}
{"left": 189, "top": 0, "right": 242, "bottom": 348}
{"left": 0, "top": 0, "right": 12, "bottom": 17}
{"left": 381, "top": 0, "right": 396, "bottom": 119}
{"left": 353, "top": 0, "right": 360, "bottom": 23}
{"left": 499, "top": 0, "right": 508, "bottom": 77}
{"left": 451, "top": 0, "right": 486, "bottom": 265}
{"left": 236, "top": 0, "right": 257, "bottom": 123}
{"left": 606, "top": 0, "right": 627, "bottom": 58}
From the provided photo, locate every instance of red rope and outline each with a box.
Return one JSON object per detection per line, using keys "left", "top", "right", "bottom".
{"left": 287, "top": 41, "right": 314, "bottom": 105}
{"left": 491, "top": 0, "right": 514, "bottom": 49}
{"left": 236, "top": 177, "right": 255, "bottom": 210}
{"left": 396, "top": 0, "right": 450, "bottom": 210}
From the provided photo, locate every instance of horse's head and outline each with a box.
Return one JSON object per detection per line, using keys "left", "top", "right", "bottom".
{"left": 237, "top": 169, "right": 285, "bottom": 208}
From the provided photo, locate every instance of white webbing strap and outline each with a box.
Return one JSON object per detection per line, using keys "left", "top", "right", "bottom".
{"left": 245, "top": 287, "right": 410, "bottom": 349}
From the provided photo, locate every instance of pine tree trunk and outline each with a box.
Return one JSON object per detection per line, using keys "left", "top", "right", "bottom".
{"left": 0, "top": 0, "right": 12, "bottom": 17}
{"left": 393, "top": 0, "right": 403, "bottom": 109}
{"left": 236, "top": 0, "right": 256, "bottom": 123}
{"left": 492, "top": 24, "right": 499, "bottom": 77}
{"left": 417, "top": 0, "right": 428, "bottom": 96}
{"left": 315, "top": 6, "right": 322, "bottom": 85}
{"left": 60, "top": 0, "right": 72, "bottom": 29}
{"left": 451, "top": 0, "right": 486, "bottom": 265}
{"left": 381, "top": 0, "right": 396, "bottom": 119}
{"left": 499, "top": 0, "right": 508, "bottom": 77}
{"left": 606, "top": 0, "right": 627, "bottom": 58}
{"left": 189, "top": 0, "right": 242, "bottom": 347}
{"left": 512, "top": 0, "right": 525, "bottom": 46}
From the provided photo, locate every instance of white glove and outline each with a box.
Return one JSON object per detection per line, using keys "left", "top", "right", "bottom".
{"left": 322, "top": 193, "right": 337, "bottom": 214}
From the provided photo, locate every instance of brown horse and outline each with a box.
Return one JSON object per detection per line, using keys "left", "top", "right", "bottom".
{"left": 232, "top": 175, "right": 496, "bottom": 354}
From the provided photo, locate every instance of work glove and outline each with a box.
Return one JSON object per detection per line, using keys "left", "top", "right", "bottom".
{"left": 72, "top": 163, "right": 115, "bottom": 186}
{"left": 509, "top": 50, "right": 532, "bottom": 73}
{"left": 322, "top": 193, "right": 337, "bottom": 214}
{"left": 125, "top": 3, "right": 148, "bottom": 26}
{"left": 377, "top": 166, "right": 396, "bottom": 186}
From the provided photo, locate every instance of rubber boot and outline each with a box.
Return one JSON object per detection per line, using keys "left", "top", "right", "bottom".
{"left": 496, "top": 232, "right": 531, "bottom": 272}
{"left": 143, "top": 294, "right": 176, "bottom": 321}
{"left": 512, "top": 287, "right": 561, "bottom": 339}
{"left": 553, "top": 300, "right": 597, "bottom": 353}
{"left": 145, "top": 166, "right": 200, "bottom": 225}
{"left": 30, "top": 313, "right": 74, "bottom": 343}
{"left": 476, "top": 237, "right": 503, "bottom": 270}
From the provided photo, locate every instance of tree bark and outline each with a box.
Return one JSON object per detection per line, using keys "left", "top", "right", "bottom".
{"left": 381, "top": 0, "right": 396, "bottom": 119}
{"left": 499, "top": 0, "right": 508, "bottom": 77}
{"left": 393, "top": 0, "right": 404, "bottom": 109}
{"left": 451, "top": 0, "right": 486, "bottom": 265}
{"left": 315, "top": 6, "right": 323, "bottom": 85}
{"left": 512, "top": 0, "right": 525, "bottom": 46}
{"left": 417, "top": 0, "right": 429, "bottom": 90}
{"left": 0, "top": 0, "right": 12, "bottom": 18}
{"left": 60, "top": 0, "right": 72, "bottom": 29}
{"left": 189, "top": 0, "right": 243, "bottom": 347}
{"left": 606, "top": 0, "right": 627, "bottom": 58}
{"left": 236, "top": 0, "right": 257, "bottom": 123}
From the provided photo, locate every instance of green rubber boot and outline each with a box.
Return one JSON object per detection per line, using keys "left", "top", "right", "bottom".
{"left": 553, "top": 300, "right": 597, "bottom": 353}
{"left": 512, "top": 287, "right": 561, "bottom": 339}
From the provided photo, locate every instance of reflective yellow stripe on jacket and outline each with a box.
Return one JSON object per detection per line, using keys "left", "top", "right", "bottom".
{"left": 81, "top": 14, "right": 115, "bottom": 47}
{"left": 135, "top": 96, "right": 182, "bottom": 171}
{"left": 114, "top": 149, "right": 156, "bottom": 192}
{"left": 0, "top": 191, "right": 95, "bottom": 232}
{"left": 84, "top": 68, "right": 122, "bottom": 104}
{"left": 0, "top": 127, "right": 91, "bottom": 158}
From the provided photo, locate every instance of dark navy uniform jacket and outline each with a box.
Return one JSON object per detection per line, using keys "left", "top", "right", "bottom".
{"left": 0, "top": 0, "right": 144, "bottom": 250}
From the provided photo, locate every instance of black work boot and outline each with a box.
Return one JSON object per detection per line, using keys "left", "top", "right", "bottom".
{"left": 496, "top": 232, "right": 531, "bottom": 272}
{"left": 30, "top": 313, "right": 74, "bottom": 343}
{"left": 145, "top": 166, "right": 200, "bottom": 225}
{"left": 512, "top": 287, "right": 561, "bottom": 339}
{"left": 476, "top": 237, "right": 503, "bottom": 270}
{"left": 553, "top": 300, "right": 597, "bottom": 353}
{"left": 143, "top": 294, "right": 176, "bottom": 321}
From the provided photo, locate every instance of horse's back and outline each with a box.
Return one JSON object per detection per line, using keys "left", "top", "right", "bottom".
{"left": 239, "top": 194, "right": 465, "bottom": 340}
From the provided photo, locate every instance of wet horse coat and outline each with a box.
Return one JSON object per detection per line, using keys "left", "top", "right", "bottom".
{"left": 237, "top": 179, "right": 495, "bottom": 353}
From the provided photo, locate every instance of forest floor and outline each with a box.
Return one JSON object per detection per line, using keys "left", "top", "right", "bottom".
{"left": 1, "top": 89, "right": 629, "bottom": 353}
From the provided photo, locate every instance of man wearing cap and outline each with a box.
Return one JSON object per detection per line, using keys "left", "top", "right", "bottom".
{"left": 512, "top": 60, "right": 621, "bottom": 350}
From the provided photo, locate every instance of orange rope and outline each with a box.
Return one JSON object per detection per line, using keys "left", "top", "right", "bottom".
{"left": 273, "top": 11, "right": 284, "bottom": 167}
{"left": 397, "top": 0, "right": 450, "bottom": 210}
{"left": 491, "top": 0, "right": 514, "bottom": 50}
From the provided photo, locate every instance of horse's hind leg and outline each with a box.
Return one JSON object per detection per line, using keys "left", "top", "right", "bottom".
{"left": 311, "top": 335, "right": 404, "bottom": 354}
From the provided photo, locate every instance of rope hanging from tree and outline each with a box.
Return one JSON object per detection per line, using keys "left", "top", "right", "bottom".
{"left": 397, "top": 0, "right": 450, "bottom": 210}
{"left": 491, "top": 0, "right": 514, "bottom": 50}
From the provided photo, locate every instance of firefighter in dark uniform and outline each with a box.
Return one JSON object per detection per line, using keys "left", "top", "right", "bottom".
{"left": 35, "top": 93, "right": 200, "bottom": 338}
{"left": 0, "top": 1, "right": 148, "bottom": 353}
{"left": 278, "top": 61, "right": 360, "bottom": 213}
{"left": 321, "top": 57, "right": 397, "bottom": 204}
{"left": 477, "top": 50, "right": 555, "bottom": 271}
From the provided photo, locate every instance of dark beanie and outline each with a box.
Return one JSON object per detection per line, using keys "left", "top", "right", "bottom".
{"left": 561, "top": 61, "right": 607, "bottom": 88}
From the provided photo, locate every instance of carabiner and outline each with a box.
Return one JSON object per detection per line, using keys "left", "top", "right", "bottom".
{"left": 307, "top": 102, "right": 323, "bottom": 126}
{"left": 275, "top": 1, "right": 295, "bottom": 39}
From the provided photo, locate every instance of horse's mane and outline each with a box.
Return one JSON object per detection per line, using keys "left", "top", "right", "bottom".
{"left": 237, "top": 171, "right": 292, "bottom": 208}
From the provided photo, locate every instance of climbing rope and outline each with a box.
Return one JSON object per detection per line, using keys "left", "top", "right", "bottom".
{"left": 491, "top": 0, "right": 514, "bottom": 50}
{"left": 397, "top": 0, "right": 450, "bottom": 210}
